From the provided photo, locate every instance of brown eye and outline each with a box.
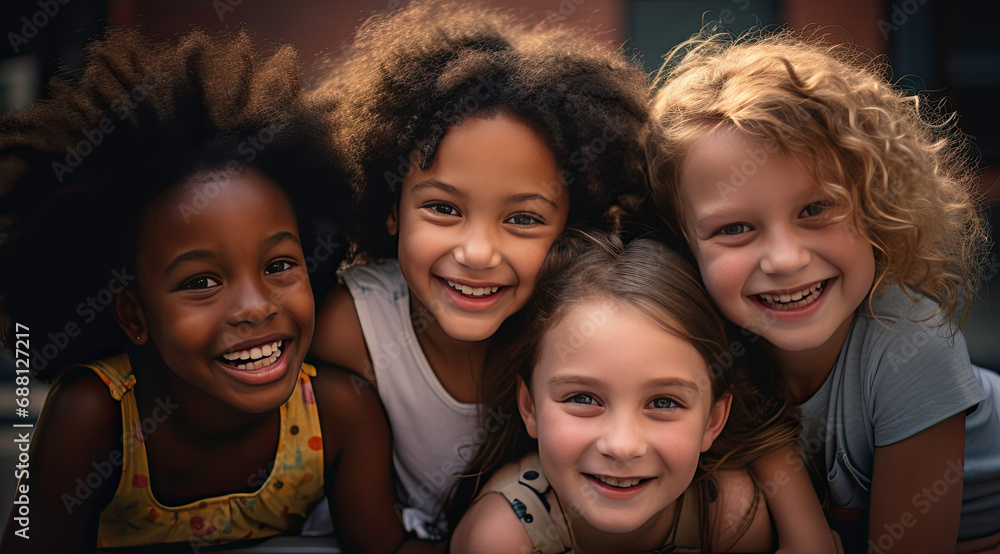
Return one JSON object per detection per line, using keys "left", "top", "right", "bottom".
{"left": 427, "top": 203, "right": 459, "bottom": 216}
{"left": 182, "top": 275, "right": 220, "bottom": 290}
{"left": 265, "top": 260, "right": 295, "bottom": 274}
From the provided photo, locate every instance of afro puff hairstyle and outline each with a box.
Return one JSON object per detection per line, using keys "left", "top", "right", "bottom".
{"left": 0, "top": 27, "right": 351, "bottom": 379}
{"left": 311, "top": 0, "right": 653, "bottom": 261}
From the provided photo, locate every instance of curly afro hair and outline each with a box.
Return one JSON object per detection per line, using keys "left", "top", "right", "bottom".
{"left": 0, "top": 27, "right": 351, "bottom": 379}
{"left": 311, "top": 0, "right": 653, "bottom": 260}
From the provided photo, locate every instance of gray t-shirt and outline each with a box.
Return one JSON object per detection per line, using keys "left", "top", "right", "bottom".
{"left": 798, "top": 287, "right": 999, "bottom": 542}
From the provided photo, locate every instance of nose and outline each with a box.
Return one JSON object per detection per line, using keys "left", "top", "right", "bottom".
{"left": 228, "top": 276, "right": 277, "bottom": 326}
{"left": 759, "top": 226, "right": 811, "bottom": 276}
{"left": 595, "top": 410, "right": 647, "bottom": 463}
{"left": 453, "top": 221, "right": 502, "bottom": 270}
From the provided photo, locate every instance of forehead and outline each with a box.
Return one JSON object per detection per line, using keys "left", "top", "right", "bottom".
{"left": 138, "top": 169, "right": 298, "bottom": 259}
{"left": 404, "top": 114, "right": 568, "bottom": 203}
{"left": 678, "top": 127, "right": 818, "bottom": 213}
{"left": 535, "top": 299, "right": 711, "bottom": 391}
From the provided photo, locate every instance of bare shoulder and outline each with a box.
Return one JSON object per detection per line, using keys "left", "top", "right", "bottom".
{"left": 712, "top": 469, "right": 773, "bottom": 552}
{"left": 449, "top": 492, "right": 533, "bottom": 554}
{"left": 35, "top": 366, "right": 122, "bottom": 461}
{"left": 311, "top": 284, "right": 372, "bottom": 379}
{"left": 308, "top": 364, "right": 384, "bottom": 447}
{"left": 1, "top": 366, "right": 122, "bottom": 551}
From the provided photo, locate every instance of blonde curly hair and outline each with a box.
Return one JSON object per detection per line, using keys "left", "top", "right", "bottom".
{"left": 649, "top": 27, "right": 990, "bottom": 329}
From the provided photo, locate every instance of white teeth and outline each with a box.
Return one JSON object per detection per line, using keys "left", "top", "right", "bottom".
{"left": 759, "top": 281, "right": 825, "bottom": 310}
{"left": 221, "top": 340, "right": 283, "bottom": 368}
{"left": 596, "top": 475, "right": 642, "bottom": 488}
{"left": 446, "top": 279, "right": 500, "bottom": 297}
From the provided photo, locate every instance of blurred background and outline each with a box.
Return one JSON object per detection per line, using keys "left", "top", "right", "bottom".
{"left": 0, "top": 0, "right": 998, "bottom": 521}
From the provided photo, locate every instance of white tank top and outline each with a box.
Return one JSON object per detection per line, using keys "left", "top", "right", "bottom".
{"left": 340, "top": 259, "right": 481, "bottom": 539}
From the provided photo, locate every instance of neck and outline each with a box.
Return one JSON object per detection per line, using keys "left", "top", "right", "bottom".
{"left": 764, "top": 315, "right": 855, "bottom": 404}
{"left": 410, "top": 296, "right": 489, "bottom": 404}
{"left": 129, "top": 350, "right": 274, "bottom": 442}
{"left": 566, "top": 500, "right": 678, "bottom": 554}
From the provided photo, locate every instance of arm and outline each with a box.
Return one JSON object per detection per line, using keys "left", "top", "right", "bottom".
{"left": 310, "top": 285, "right": 375, "bottom": 383}
{"left": 713, "top": 469, "right": 773, "bottom": 552}
{"left": 868, "top": 412, "right": 965, "bottom": 553}
{"left": 312, "top": 365, "right": 409, "bottom": 553}
{"left": 449, "top": 492, "right": 533, "bottom": 554}
{"left": 1, "top": 368, "right": 120, "bottom": 554}
{"left": 752, "top": 446, "right": 840, "bottom": 554}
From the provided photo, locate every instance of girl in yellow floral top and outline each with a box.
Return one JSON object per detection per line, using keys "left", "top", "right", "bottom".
{"left": 0, "top": 28, "right": 415, "bottom": 553}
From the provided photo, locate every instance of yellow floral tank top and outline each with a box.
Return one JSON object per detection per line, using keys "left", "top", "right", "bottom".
{"left": 79, "top": 354, "right": 325, "bottom": 548}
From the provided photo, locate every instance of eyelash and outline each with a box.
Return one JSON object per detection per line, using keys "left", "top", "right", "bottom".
{"left": 181, "top": 275, "right": 220, "bottom": 290}
{"left": 716, "top": 223, "right": 750, "bottom": 236}
{"left": 426, "top": 202, "right": 459, "bottom": 216}
{"left": 265, "top": 259, "right": 297, "bottom": 274}
{"left": 649, "top": 397, "right": 680, "bottom": 410}
{"left": 506, "top": 213, "right": 543, "bottom": 226}
{"left": 565, "top": 393, "right": 598, "bottom": 406}
{"left": 799, "top": 201, "right": 831, "bottom": 218}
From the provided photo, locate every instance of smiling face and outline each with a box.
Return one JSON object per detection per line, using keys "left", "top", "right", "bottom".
{"left": 123, "top": 169, "right": 314, "bottom": 414}
{"left": 677, "top": 126, "right": 876, "bottom": 360}
{"left": 388, "top": 114, "right": 570, "bottom": 343}
{"left": 519, "top": 299, "right": 730, "bottom": 540}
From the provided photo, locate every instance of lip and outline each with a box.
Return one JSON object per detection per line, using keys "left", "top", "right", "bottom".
{"left": 436, "top": 276, "right": 508, "bottom": 311}
{"left": 750, "top": 278, "right": 833, "bottom": 319}
{"left": 220, "top": 333, "right": 292, "bottom": 355}
{"left": 584, "top": 473, "right": 654, "bottom": 500}
{"left": 216, "top": 336, "right": 293, "bottom": 386}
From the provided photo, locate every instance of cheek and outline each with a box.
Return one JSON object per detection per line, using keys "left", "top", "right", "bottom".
{"left": 147, "top": 302, "right": 210, "bottom": 347}
{"left": 654, "top": 421, "right": 711, "bottom": 470}
{"left": 287, "top": 282, "right": 316, "bottom": 332}
{"left": 513, "top": 240, "right": 557, "bottom": 291}
{"left": 694, "top": 250, "right": 744, "bottom": 299}
{"left": 535, "top": 409, "right": 589, "bottom": 459}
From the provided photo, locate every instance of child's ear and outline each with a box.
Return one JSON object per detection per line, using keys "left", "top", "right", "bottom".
{"left": 517, "top": 378, "right": 538, "bottom": 439}
{"left": 386, "top": 204, "right": 399, "bottom": 236}
{"left": 701, "top": 391, "right": 733, "bottom": 452}
{"left": 114, "top": 289, "right": 148, "bottom": 345}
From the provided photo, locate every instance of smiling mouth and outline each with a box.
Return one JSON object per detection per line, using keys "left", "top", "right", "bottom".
{"left": 444, "top": 279, "right": 501, "bottom": 298}
{"left": 757, "top": 280, "right": 827, "bottom": 310}
{"left": 219, "top": 340, "right": 284, "bottom": 370}
{"left": 588, "top": 474, "right": 650, "bottom": 489}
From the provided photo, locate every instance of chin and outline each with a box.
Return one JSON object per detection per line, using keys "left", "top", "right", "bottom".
{"left": 440, "top": 320, "right": 502, "bottom": 343}
{"left": 584, "top": 514, "right": 648, "bottom": 536}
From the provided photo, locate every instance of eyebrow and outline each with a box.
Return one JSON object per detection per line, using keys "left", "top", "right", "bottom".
{"left": 690, "top": 207, "right": 731, "bottom": 229}
{"left": 411, "top": 180, "right": 465, "bottom": 199}
{"left": 411, "top": 180, "right": 560, "bottom": 210}
{"left": 508, "top": 192, "right": 560, "bottom": 210}
{"left": 163, "top": 231, "right": 301, "bottom": 275}
{"left": 546, "top": 374, "right": 702, "bottom": 393}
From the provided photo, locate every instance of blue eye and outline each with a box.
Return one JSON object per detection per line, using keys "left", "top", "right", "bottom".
{"left": 181, "top": 275, "right": 220, "bottom": 290}
{"left": 717, "top": 223, "right": 750, "bottom": 236}
{"left": 799, "top": 203, "right": 828, "bottom": 218}
{"left": 567, "top": 393, "right": 597, "bottom": 405}
{"left": 649, "top": 397, "right": 679, "bottom": 410}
